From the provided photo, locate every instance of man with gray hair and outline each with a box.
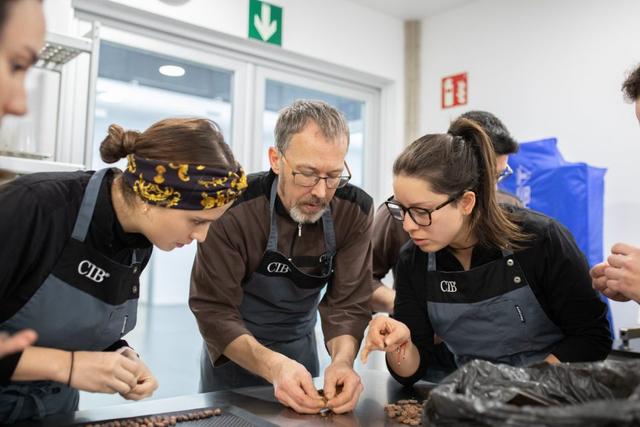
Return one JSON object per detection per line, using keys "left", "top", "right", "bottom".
{"left": 191, "top": 100, "right": 373, "bottom": 414}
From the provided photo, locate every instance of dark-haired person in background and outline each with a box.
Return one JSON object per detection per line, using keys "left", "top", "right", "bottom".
{"left": 360, "top": 118, "right": 611, "bottom": 386}
{"left": 0, "top": 118, "right": 246, "bottom": 423}
{"left": 592, "top": 64, "right": 640, "bottom": 303}
{"left": 371, "top": 111, "right": 521, "bottom": 314}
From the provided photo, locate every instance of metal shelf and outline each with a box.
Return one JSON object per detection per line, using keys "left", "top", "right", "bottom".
{"left": 0, "top": 148, "right": 51, "bottom": 160}
{"left": 36, "top": 31, "right": 93, "bottom": 71}
{"left": 0, "top": 155, "right": 85, "bottom": 174}
{"left": 1, "top": 25, "right": 100, "bottom": 175}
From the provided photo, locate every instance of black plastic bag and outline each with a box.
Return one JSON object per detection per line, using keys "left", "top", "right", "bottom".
{"left": 424, "top": 359, "right": 640, "bottom": 426}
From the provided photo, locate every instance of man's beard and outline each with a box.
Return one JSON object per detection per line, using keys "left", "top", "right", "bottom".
{"left": 289, "top": 195, "right": 329, "bottom": 224}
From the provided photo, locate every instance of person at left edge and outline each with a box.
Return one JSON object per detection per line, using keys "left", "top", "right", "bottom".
{"left": 591, "top": 64, "right": 640, "bottom": 304}
{"left": 0, "top": 117, "right": 247, "bottom": 423}
{"left": 0, "top": 0, "right": 45, "bottom": 359}
{"left": 191, "top": 100, "right": 373, "bottom": 415}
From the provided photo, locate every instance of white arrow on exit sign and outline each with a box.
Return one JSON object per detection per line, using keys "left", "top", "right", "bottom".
{"left": 248, "top": 0, "right": 282, "bottom": 46}
{"left": 254, "top": 3, "right": 277, "bottom": 41}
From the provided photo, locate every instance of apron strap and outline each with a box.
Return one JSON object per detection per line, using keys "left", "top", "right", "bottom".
{"left": 267, "top": 178, "right": 279, "bottom": 251}
{"left": 73, "top": 168, "right": 145, "bottom": 268}
{"left": 320, "top": 207, "right": 336, "bottom": 255}
{"left": 71, "top": 168, "right": 110, "bottom": 242}
{"left": 32, "top": 393, "right": 46, "bottom": 421}
{"left": 131, "top": 248, "right": 143, "bottom": 269}
{"left": 5, "top": 385, "right": 48, "bottom": 424}
{"left": 427, "top": 252, "right": 437, "bottom": 272}
{"left": 6, "top": 395, "right": 25, "bottom": 424}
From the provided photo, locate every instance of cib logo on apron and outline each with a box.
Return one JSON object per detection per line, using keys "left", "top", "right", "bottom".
{"left": 78, "top": 260, "right": 110, "bottom": 283}
{"left": 267, "top": 262, "right": 290, "bottom": 274}
{"left": 440, "top": 280, "right": 457, "bottom": 293}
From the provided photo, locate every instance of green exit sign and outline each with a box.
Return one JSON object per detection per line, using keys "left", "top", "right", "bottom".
{"left": 248, "top": 0, "right": 282, "bottom": 46}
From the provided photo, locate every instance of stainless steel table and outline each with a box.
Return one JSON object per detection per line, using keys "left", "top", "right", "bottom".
{"left": 609, "top": 339, "right": 640, "bottom": 360}
{"left": 16, "top": 369, "right": 435, "bottom": 427}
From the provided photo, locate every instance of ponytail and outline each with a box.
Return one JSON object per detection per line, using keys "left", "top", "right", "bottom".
{"left": 393, "top": 118, "right": 530, "bottom": 250}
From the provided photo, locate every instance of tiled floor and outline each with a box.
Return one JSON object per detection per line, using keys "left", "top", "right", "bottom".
{"left": 79, "top": 304, "right": 387, "bottom": 410}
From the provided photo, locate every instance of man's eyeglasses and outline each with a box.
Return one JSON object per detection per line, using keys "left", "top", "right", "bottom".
{"left": 384, "top": 191, "right": 463, "bottom": 227}
{"left": 497, "top": 164, "right": 513, "bottom": 183}
{"left": 281, "top": 154, "right": 352, "bottom": 189}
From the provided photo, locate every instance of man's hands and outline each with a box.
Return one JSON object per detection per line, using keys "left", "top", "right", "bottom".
{"left": 591, "top": 243, "right": 640, "bottom": 303}
{"left": 226, "top": 334, "right": 364, "bottom": 415}
{"left": 270, "top": 355, "right": 324, "bottom": 414}
{"left": 322, "top": 360, "right": 363, "bottom": 414}
{"left": 269, "top": 335, "right": 364, "bottom": 415}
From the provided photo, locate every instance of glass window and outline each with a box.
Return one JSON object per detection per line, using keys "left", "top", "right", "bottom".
{"left": 261, "top": 79, "right": 365, "bottom": 187}
{"left": 92, "top": 41, "right": 233, "bottom": 170}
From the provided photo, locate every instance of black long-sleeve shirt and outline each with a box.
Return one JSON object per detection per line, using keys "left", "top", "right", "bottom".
{"left": 390, "top": 206, "right": 612, "bottom": 385}
{"left": 0, "top": 170, "right": 151, "bottom": 383}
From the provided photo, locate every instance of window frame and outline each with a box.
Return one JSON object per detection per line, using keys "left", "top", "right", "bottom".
{"left": 74, "top": 0, "right": 389, "bottom": 197}
{"left": 252, "top": 66, "right": 379, "bottom": 193}
{"left": 94, "top": 26, "right": 249, "bottom": 168}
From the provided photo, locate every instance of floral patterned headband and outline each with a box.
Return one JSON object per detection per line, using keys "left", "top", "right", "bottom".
{"left": 122, "top": 154, "right": 247, "bottom": 210}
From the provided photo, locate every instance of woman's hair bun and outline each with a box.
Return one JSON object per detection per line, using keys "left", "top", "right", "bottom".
{"left": 99, "top": 124, "right": 141, "bottom": 163}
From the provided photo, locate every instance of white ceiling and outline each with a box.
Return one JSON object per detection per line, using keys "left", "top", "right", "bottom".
{"left": 345, "top": 0, "right": 478, "bottom": 20}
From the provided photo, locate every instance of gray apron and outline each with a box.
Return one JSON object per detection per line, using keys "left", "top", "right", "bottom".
{"left": 200, "top": 178, "right": 336, "bottom": 392}
{"left": 425, "top": 249, "right": 564, "bottom": 367}
{"left": 0, "top": 169, "right": 149, "bottom": 424}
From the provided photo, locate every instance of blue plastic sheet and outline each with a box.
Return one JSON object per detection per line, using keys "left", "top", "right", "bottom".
{"left": 499, "top": 138, "right": 611, "bottom": 332}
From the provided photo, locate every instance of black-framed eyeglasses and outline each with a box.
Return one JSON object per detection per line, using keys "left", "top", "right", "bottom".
{"left": 281, "top": 154, "right": 352, "bottom": 189}
{"left": 384, "top": 191, "right": 464, "bottom": 227}
{"left": 497, "top": 164, "right": 513, "bottom": 183}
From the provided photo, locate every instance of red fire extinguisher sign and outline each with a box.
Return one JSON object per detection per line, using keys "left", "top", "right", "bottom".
{"left": 441, "top": 72, "right": 468, "bottom": 109}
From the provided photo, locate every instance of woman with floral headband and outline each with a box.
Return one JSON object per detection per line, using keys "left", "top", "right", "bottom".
{"left": 0, "top": 117, "right": 247, "bottom": 423}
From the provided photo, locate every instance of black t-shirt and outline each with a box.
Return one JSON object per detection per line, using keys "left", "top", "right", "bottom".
{"left": 0, "top": 169, "right": 151, "bottom": 382}
{"left": 390, "top": 206, "right": 612, "bottom": 385}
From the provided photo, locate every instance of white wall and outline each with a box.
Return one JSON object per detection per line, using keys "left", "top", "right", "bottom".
{"left": 105, "top": 0, "right": 404, "bottom": 84}
{"left": 420, "top": 0, "right": 640, "bottom": 337}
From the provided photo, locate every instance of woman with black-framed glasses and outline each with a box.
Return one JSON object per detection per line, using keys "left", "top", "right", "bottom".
{"left": 359, "top": 117, "right": 612, "bottom": 386}
{"left": 383, "top": 190, "right": 464, "bottom": 227}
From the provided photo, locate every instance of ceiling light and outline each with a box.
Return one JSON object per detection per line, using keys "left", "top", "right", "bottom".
{"left": 159, "top": 65, "right": 185, "bottom": 77}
